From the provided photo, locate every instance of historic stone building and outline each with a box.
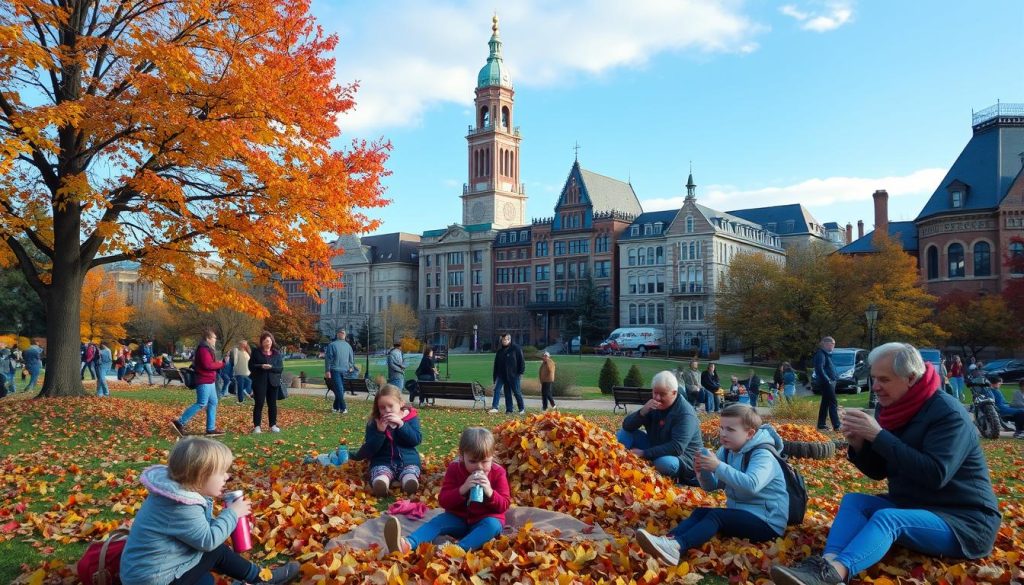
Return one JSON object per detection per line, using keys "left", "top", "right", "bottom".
{"left": 728, "top": 203, "right": 846, "bottom": 250}
{"left": 619, "top": 174, "right": 786, "bottom": 353}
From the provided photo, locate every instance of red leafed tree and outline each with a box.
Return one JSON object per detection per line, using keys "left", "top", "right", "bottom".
{"left": 0, "top": 0, "right": 389, "bottom": 396}
{"left": 1002, "top": 236, "right": 1024, "bottom": 324}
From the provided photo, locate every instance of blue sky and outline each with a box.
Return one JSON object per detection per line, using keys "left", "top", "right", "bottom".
{"left": 312, "top": 1, "right": 1024, "bottom": 237}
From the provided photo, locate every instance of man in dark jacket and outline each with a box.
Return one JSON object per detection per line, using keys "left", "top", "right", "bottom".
{"left": 489, "top": 333, "right": 525, "bottom": 414}
{"left": 617, "top": 370, "right": 703, "bottom": 485}
{"left": 814, "top": 336, "right": 840, "bottom": 431}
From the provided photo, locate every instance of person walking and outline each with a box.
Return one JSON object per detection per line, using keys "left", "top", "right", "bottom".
{"left": 324, "top": 328, "right": 356, "bottom": 414}
{"left": 249, "top": 332, "right": 284, "bottom": 433}
{"left": 948, "top": 355, "right": 964, "bottom": 401}
{"left": 814, "top": 336, "right": 841, "bottom": 432}
{"left": 488, "top": 333, "right": 525, "bottom": 415}
{"left": 22, "top": 341, "right": 43, "bottom": 393}
{"left": 232, "top": 341, "right": 253, "bottom": 403}
{"left": 171, "top": 329, "right": 225, "bottom": 437}
{"left": 387, "top": 342, "right": 406, "bottom": 390}
{"left": 539, "top": 351, "right": 557, "bottom": 410}
{"left": 96, "top": 341, "right": 113, "bottom": 397}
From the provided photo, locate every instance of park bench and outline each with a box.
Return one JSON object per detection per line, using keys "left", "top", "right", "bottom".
{"left": 416, "top": 380, "right": 487, "bottom": 409}
{"left": 612, "top": 386, "right": 650, "bottom": 413}
{"left": 339, "top": 377, "right": 378, "bottom": 400}
{"left": 162, "top": 367, "right": 184, "bottom": 386}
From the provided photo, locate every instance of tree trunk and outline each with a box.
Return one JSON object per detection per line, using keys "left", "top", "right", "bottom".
{"left": 37, "top": 208, "right": 86, "bottom": 398}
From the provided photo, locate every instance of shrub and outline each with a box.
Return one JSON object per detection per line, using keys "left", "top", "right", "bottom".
{"left": 521, "top": 345, "right": 541, "bottom": 360}
{"left": 598, "top": 358, "right": 621, "bottom": 394}
{"left": 623, "top": 365, "right": 644, "bottom": 387}
{"left": 552, "top": 369, "right": 577, "bottom": 397}
{"left": 767, "top": 397, "right": 820, "bottom": 422}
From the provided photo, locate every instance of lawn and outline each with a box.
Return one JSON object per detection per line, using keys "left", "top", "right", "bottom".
{"left": 1, "top": 384, "right": 1021, "bottom": 584}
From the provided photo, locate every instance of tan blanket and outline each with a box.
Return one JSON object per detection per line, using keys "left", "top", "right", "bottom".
{"left": 326, "top": 506, "right": 611, "bottom": 551}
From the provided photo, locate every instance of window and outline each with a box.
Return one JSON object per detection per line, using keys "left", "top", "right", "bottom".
{"left": 578, "top": 261, "right": 588, "bottom": 278}
{"left": 638, "top": 303, "right": 647, "bottom": 325}
{"left": 425, "top": 255, "right": 431, "bottom": 267}
{"left": 644, "top": 224, "right": 652, "bottom": 236}
{"left": 631, "top": 226, "right": 639, "bottom": 236}
{"left": 554, "top": 241, "right": 566, "bottom": 255}
{"left": 568, "top": 239, "right": 589, "bottom": 254}
{"left": 686, "top": 215, "right": 694, "bottom": 233}
{"left": 628, "top": 275, "right": 637, "bottom": 294}
{"left": 473, "top": 270, "right": 482, "bottom": 285}
{"left": 598, "top": 286, "right": 611, "bottom": 304}
{"left": 973, "top": 242, "right": 991, "bottom": 277}
{"left": 447, "top": 252, "right": 463, "bottom": 264}
{"left": 654, "top": 222, "right": 663, "bottom": 234}
{"left": 426, "top": 273, "right": 431, "bottom": 287}
{"left": 536, "top": 289, "right": 549, "bottom": 302}
{"left": 520, "top": 230, "right": 528, "bottom": 241}
{"left": 952, "top": 190, "right": 963, "bottom": 208}
{"left": 535, "top": 241, "right": 548, "bottom": 257}
{"left": 448, "top": 292, "right": 464, "bottom": 307}
{"left": 766, "top": 222, "right": 776, "bottom": 232}
{"left": 646, "top": 247, "right": 655, "bottom": 265}
{"left": 499, "top": 233, "right": 507, "bottom": 244}
{"left": 425, "top": 295, "right": 430, "bottom": 309}
{"left": 447, "top": 271, "right": 463, "bottom": 286}
{"left": 785, "top": 220, "right": 795, "bottom": 232}
{"left": 656, "top": 273, "right": 664, "bottom": 293}
{"left": 594, "top": 260, "right": 611, "bottom": 278}
{"left": 509, "top": 231, "right": 517, "bottom": 243}
{"left": 926, "top": 246, "right": 938, "bottom": 280}
{"left": 595, "top": 235, "right": 610, "bottom": 253}
{"left": 948, "top": 243, "right": 965, "bottom": 278}
{"left": 497, "top": 251, "right": 505, "bottom": 260}
{"left": 1012, "top": 242, "right": 1024, "bottom": 275}
{"left": 629, "top": 303, "right": 637, "bottom": 325}
{"left": 555, "top": 263, "right": 565, "bottom": 280}
{"left": 628, "top": 249, "right": 637, "bottom": 266}
{"left": 535, "top": 265, "right": 549, "bottom": 281}
{"left": 472, "top": 250, "right": 483, "bottom": 263}
{"left": 555, "top": 287, "right": 566, "bottom": 302}
{"left": 567, "top": 262, "right": 576, "bottom": 279}
{"left": 656, "top": 246, "right": 664, "bottom": 264}
{"left": 473, "top": 292, "right": 482, "bottom": 307}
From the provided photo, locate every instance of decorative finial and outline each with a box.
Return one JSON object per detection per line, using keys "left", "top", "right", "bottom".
{"left": 492, "top": 14, "right": 499, "bottom": 34}
{"left": 573, "top": 141, "right": 581, "bottom": 162}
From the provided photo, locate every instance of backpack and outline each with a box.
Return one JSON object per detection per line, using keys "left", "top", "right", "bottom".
{"left": 179, "top": 367, "right": 198, "bottom": 389}
{"left": 741, "top": 443, "right": 807, "bottom": 525}
{"left": 77, "top": 528, "right": 129, "bottom": 585}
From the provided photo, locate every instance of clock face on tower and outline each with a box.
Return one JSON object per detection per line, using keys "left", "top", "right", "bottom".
{"left": 502, "top": 202, "right": 516, "bottom": 221}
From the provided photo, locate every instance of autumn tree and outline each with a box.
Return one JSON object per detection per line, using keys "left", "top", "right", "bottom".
{"left": 264, "top": 303, "right": 319, "bottom": 350}
{"left": 1002, "top": 236, "right": 1024, "bottom": 326}
{"left": 79, "top": 269, "right": 132, "bottom": 343}
{"left": 371, "top": 303, "right": 419, "bottom": 347}
{"left": 0, "top": 0, "right": 389, "bottom": 396}
{"left": 937, "top": 290, "right": 1018, "bottom": 358}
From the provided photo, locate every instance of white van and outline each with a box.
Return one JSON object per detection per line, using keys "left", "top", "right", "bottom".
{"left": 598, "top": 328, "right": 664, "bottom": 353}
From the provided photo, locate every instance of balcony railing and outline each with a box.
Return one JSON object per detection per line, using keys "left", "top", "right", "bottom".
{"left": 463, "top": 180, "right": 526, "bottom": 195}
{"left": 466, "top": 124, "right": 522, "bottom": 137}
{"left": 670, "top": 285, "right": 711, "bottom": 296}
{"left": 972, "top": 103, "right": 1024, "bottom": 127}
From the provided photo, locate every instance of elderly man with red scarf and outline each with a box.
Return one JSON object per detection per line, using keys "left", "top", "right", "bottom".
{"left": 771, "top": 342, "right": 1001, "bottom": 585}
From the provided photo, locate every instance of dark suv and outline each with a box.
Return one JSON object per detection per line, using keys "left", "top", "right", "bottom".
{"left": 812, "top": 347, "right": 870, "bottom": 394}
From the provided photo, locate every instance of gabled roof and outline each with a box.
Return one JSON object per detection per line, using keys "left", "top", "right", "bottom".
{"left": 697, "top": 204, "right": 763, "bottom": 230}
{"left": 836, "top": 221, "right": 918, "bottom": 254}
{"left": 916, "top": 119, "right": 1024, "bottom": 221}
{"left": 572, "top": 163, "right": 642, "bottom": 216}
{"left": 726, "top": 203, "right": 822, "bottom": 235}
{"left": 619, "top": 210, "right": 677, "bottom": 241}
{"left": 361, "top": 232, "right": 420, "bottom": 263}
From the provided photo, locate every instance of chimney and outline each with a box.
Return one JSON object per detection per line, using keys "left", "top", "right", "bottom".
{"left": 845, "top": 222, "right": 853, "bottom": 243}
{"left": 873, "top": 189, "right": 889, "bottom": 239}
{"left": 857, "top": 220, "right": 864, "bottom": 238}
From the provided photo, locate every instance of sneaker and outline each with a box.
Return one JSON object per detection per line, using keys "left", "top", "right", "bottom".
{"left": 401, "top": 475, "right": 419, "bottom": 495}
{"left": 384, "top": 515, "right": 410, "bottom": 554}
{"left": 636, "top": 528, "right": 681, "bottom": 566}
{"left": 258, "top": 561, "right": 300, "bottom": 584}
{"left": 770, "top": 556, "right": 845, "bottom": 585}
{"left": 488, "top": 408, "right": 499, "bottom": 414}
{"left": 341, "top": 409, "right": 348, "bottom": 414}
{"left": 270, "top": 425, "right": 281, "bottom": 433}
{"left": 205, "top": 428, "right": 225, "bottom": 437}
{"left": 371, "top": 475, "right": 389, "bottom": 497}
{"left": 170, "top": 419, "right": 184, "bottom": 437}
{"left": 518, "top": 409, "right": 526, "bottom": 415}
{"left": 253, "top": 426, "right": 262, "bottom": 434}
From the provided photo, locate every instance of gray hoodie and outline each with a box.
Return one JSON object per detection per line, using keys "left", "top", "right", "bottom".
{"left": 120, "top": 465, "right": 239, "bottom": 585}
{"left": 698, "top": 424, "right": 789, "bottom": 536}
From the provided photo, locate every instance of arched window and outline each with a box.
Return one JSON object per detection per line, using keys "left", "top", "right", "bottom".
{"left": 501, "top": 106, "right": 510, "bottom": 129}
{"left": 695, "top": 267, "right": 703, "bottom": 292}
{"left": 638, "top": 303, "right": 647, "bottom": 325}
{"left": 1011, "top": 241, "right": 1024, "bottom": 275}
{"left": 973, "top": 242, "right": 991, "bottom": 277}
{"left": 926, "top": 246, "right": 938, "bottom": 280}
{"left": 646, "top": 247, "right": 655, "bottom": 265}
{"left": 628, "top": 275, "right": 637, "bottom": 294}
{"left": 629, "top": 304, "right": 637, "bottom": 325}
{"left": 486, "top": 148, "right": 491, "bottom": 176}
{"left": 656, "top": 246, "right": 664, "bottom": 264}
{"left": 948, "top": 243, "right": 965, "bottom": 278}
{"left": 480, "top": 106, "right": 490, "bottom": 128}
{"left": 686, "top": 215, "right": 694, "bottom": 233}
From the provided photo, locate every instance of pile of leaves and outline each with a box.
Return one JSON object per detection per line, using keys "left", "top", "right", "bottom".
{"left": 4, "top": 398, "right": 1024, "bottom": 584}
{"left": 701, "top": 416, "right": 833, "bottom": 447}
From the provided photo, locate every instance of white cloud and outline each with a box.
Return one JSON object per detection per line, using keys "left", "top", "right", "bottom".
{"left": 640, "top": 167, "right": 946, "bottom": 217}
{"left": 779, "top": 1, "right": 853, "bottom": 32}
{"left": 321, "top": 0, "right": 765, "bottom": 132}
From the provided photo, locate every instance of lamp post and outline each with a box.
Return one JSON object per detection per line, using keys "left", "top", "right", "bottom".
{"left": 577, "top": 316, "right": 583, "bottom": 361}
{"left": 364, "top": 315, "right": 371, "bottom": 380}
{"left": 865, "top": 304, "right": 879, "bottom": 409}
{"left": 473, "top": 324, "right": 478, "bottom": 353}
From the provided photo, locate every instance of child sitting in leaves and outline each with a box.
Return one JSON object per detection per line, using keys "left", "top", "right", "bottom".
{"left": 636, "top": 404, "right": 788, "bottom": 565}
{"left": 384, "top": 426, "right": 511, "bottom": 553}
{"left": 352, "top": 384, "right": 422, "bottom": 497}
{"left": 120, "top": 437, "right": 299, "bottom": 585}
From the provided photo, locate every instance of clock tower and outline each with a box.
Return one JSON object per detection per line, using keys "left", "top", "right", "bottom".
{"left": 461, "top": 15, "right": 525, "bottom": 228}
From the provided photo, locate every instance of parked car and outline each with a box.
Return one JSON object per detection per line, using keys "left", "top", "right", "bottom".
{"left": 597, "top": 327, "right": 664, "bottom": 354}
{"left": 981, "top": 359, "right": 1024, "bottom": 383}
{"left": 283, "top": 352, "right": 307, "bottom": 360}
{"left": 811, "top": 347, "right": 869, "bottom": 394}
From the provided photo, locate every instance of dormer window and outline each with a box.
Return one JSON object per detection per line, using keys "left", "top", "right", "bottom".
{"left": 499, "top": 233, "right": 507, "bottom": 244}
{"left": 952, "top": 190, "right": 963, "bottom": 208}
{"left": 509, "top": 231, "right": 517, "bottom": 243}
{"left": 946, "top": 180, "right": 968, "bottom": 209}
{"left": 630, "top": 225, "right": 639, "bottom": 236}
{"left": 654, "top": 222, "right": 663, "bottom": 234}
{"left": 644, "top": 224, "right": 652, "bottom": 235}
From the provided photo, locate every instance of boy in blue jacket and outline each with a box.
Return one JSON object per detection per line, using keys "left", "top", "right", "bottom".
{"left": 637, "top": 404, "right": 789, "bottom": 565}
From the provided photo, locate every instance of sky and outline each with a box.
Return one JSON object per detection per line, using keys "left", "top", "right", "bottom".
{"left": 311, "top": 0, "right": 1024, "bottom": 238}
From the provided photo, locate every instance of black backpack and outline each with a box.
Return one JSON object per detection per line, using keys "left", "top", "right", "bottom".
{"left": 741, "top": 443, "right": 807, "bottom": 525}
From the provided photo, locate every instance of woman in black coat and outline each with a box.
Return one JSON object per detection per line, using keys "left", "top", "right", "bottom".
{"left": 248, "top": 331, "right": 284, "bottom": 433}
{"left": 409, "top": 347, "right": 439, "bottom": 406}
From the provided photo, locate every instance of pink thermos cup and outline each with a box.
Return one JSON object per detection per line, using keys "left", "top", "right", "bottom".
{"left": 223, "top": 490, "right": 253, "bottom": 553}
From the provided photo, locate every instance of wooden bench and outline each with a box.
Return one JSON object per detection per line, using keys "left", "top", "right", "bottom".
{"left": 415, "top": 380, "right": 487, "bottom": 409}
{"left": 162, "top": 367, "right": 185, "bottom": 386}
{"left": 612, "top": 386, "right": 650, "bottom": 413}
{"left": 341, "top": 377, "right": 378, "bottom": 400}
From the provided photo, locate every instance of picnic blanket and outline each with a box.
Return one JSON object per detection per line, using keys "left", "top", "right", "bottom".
{"left": 326, "top": 506, "right": 611, "bottom": 551}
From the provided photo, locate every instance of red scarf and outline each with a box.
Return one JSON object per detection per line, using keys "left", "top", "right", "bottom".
{"left": 877, "top": 362, "right": 940, "bottom": 430}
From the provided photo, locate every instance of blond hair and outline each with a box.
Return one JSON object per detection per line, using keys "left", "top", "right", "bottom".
{"left": 459, "top": 427, "right": 495, "bottom": 460}
{"left": 720, "top": 403, "right": 762, "bottom": 430}
{"left": 370, "top": 383, "right": 405, "bottom": 422}
{"left": 167, "top": 437, "right": 233, "bottom": 490}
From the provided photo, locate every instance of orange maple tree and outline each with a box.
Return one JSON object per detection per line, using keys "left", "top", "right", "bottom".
{"left": 0, "top": 0, "right": 390, "bottom": 397}
{"left": 79, "top": 269, "right": 132, "bottom": 343}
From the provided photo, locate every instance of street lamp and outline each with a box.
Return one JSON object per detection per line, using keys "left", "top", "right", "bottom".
{"left": 473, "top": 324, "right": 478, "bottom": 353}
{"left": 364, "top": 315, "right": 371, "bottom": 380}
{"left": 577, "top": 316, "right": 583, "bottom": 361}
{"left": 865, "top": 303, "right": 879, "bottom": 409}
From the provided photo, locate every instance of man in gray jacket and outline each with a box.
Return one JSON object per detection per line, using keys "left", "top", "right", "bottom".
{"left": 386, "top": 342, "right": 405, "bottom": 390}
{"left": 324, "top": 329, "right": 356, "bottom": 414}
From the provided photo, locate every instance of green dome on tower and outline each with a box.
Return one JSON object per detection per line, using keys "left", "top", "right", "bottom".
{"left": 477, "top": 15, "right": 512, "bottom": 89}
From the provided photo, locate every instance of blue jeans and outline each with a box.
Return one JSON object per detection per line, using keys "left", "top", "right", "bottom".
{"left": 616, "top": 429, "right": 681, "bottom": 478}
{"left": 949, "top": 376, "right": 964, "bottom": 401}
{"left": 492, "top": 377, "right": 524, "bottom": 412}
{"left": 142, "top": 362, "right": 154, "bottom": 384}
{"left": 96, "top": 363, "right": 110, "bottom": 396}
{"left": 329, "top": 369, "right": 349, "bottom": 411}
{"left": 825, "top": 493, "right": 961, "bottom": 576}
{"left": 407, "top": 512, "right": 503, "bottom": 552}
{"left": 388, "top": 374, "right": 404, "bottom": 391}
{"left": 235, "top": 375, "right": 252, "bottom": 401}
{"left": 24, "top": 365, "right": 41, "bottom": 392}
{"left": 179, "top": 383, "right": 219, "bottom": 432}
{"left": 783, "top": 384, "right": 796, "bottom": 403}
{"left": 702, "top": 388, "right": 716, "bottom": 412}
{"left": 669, "top": 507, "right": 778, "bottom": 552}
